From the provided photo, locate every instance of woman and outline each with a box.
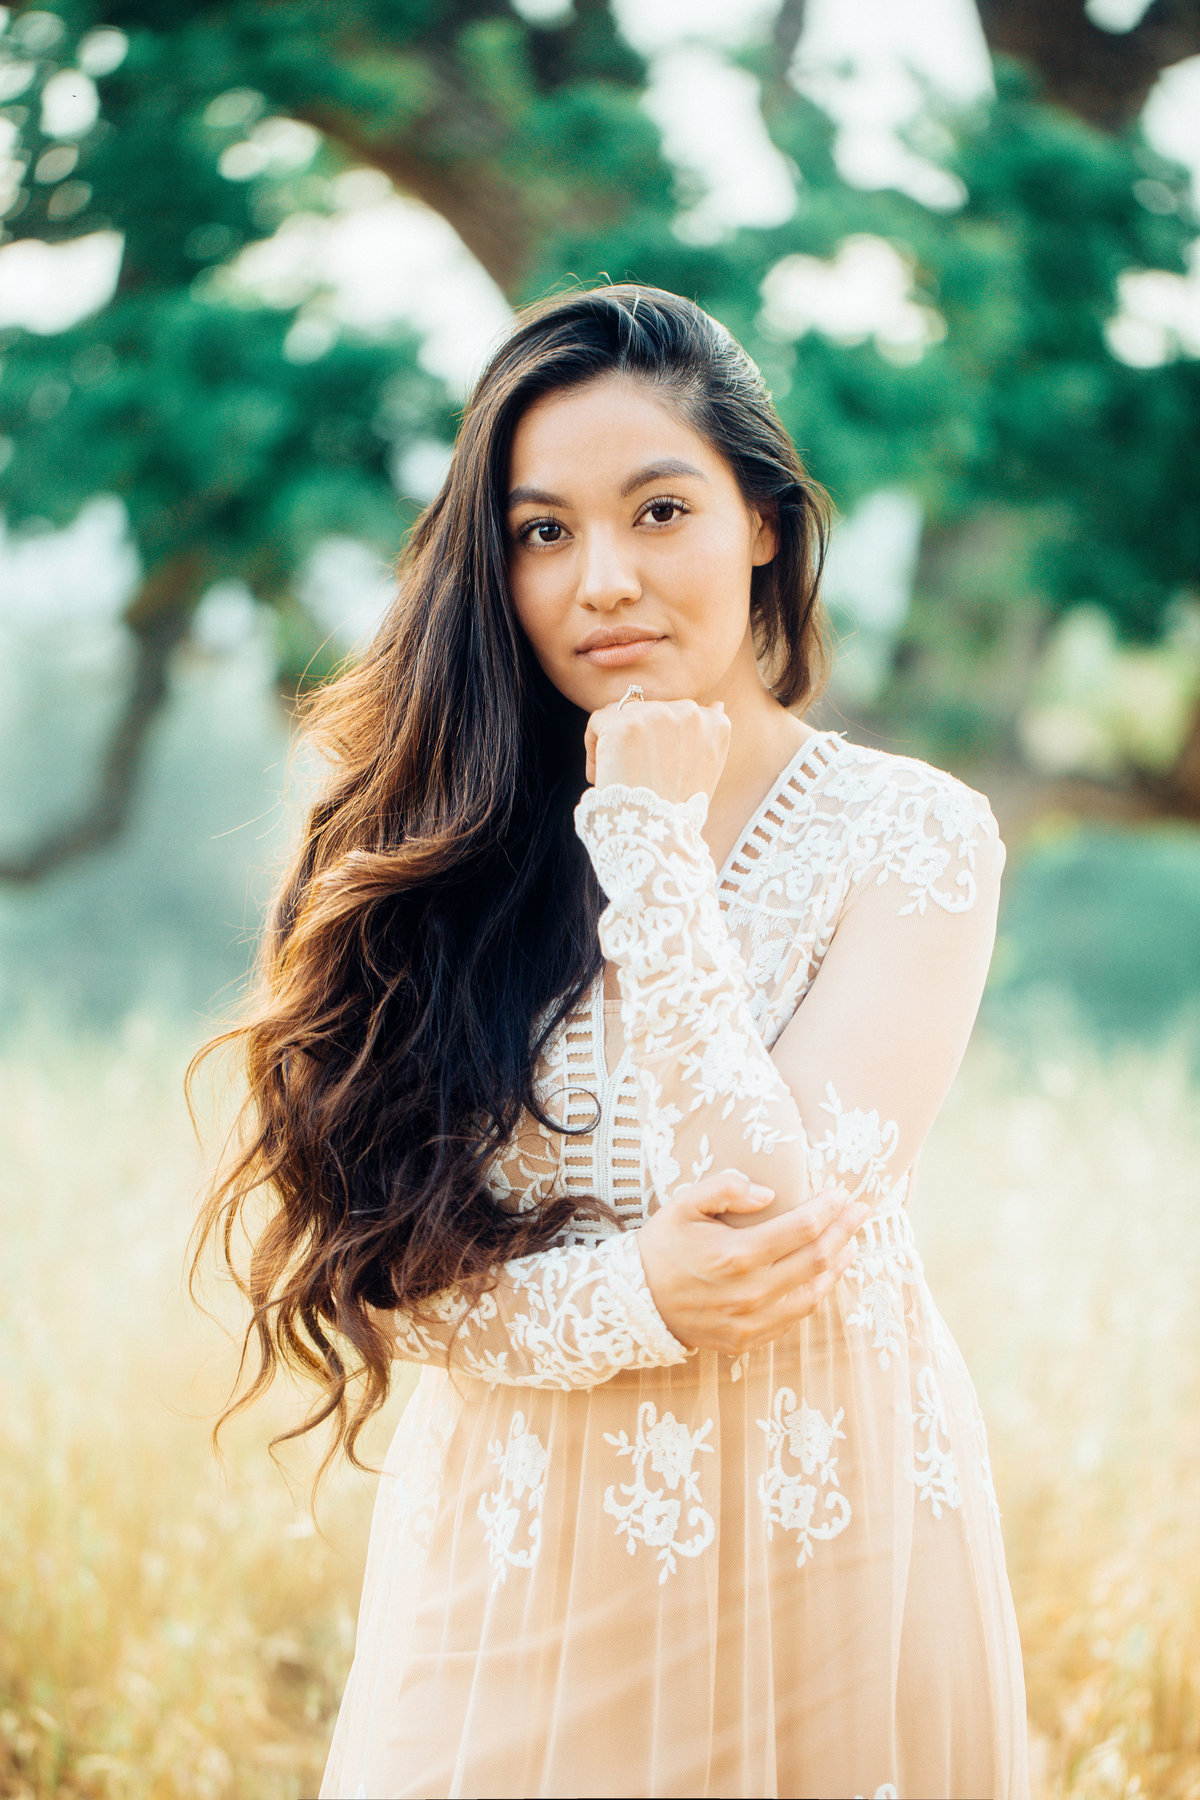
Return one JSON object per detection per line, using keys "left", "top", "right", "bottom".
{"left": 199, "top": 285, "right": 1028, "bottom": 1799}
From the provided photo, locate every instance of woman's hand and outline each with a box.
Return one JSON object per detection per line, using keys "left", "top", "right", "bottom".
{"left": 635, "top": 1169, "right": 869, "bottom": 1356}
{"left": 584, "top": 696, "right": 731, "bottom": 801}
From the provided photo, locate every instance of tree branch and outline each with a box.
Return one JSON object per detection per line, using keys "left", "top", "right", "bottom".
{"left": 771, "top": 0, "right": 808, "bottom": 84}
{"left": 293, "top": 103, "right": 532, "bottom": 293}
{"left": 976, "top": 0, "right": 1200, "bottom": 131}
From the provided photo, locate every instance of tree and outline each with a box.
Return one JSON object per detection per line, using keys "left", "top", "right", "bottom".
{"left": 977, "top": 0, "right": 1200, "bottom": 129}
{"left": 3, "top": 0, "right": 1199, "bottom": 883}
{"left": 1, "top": 0, "right": 669, "bottom": 878}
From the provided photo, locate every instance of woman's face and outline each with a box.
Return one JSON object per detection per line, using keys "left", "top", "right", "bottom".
{"left": 505, "top": 375, "right": 776, "bottom": 713}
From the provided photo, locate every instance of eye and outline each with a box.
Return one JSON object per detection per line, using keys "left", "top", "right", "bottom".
{"left": 639, "top": 496, "right": 689, "bottom": 527}
{"left": 517, "top": 517, "right": 567, "bottom": 546}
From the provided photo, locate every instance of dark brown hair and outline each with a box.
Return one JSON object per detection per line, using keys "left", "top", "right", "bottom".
{"left": 191, "top": 283, "right": 831, "bottom": 1473}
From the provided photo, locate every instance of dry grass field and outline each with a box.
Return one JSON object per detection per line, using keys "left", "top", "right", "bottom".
{"left": 1, "top": 1013, "right": 1198, "bottom": 1799}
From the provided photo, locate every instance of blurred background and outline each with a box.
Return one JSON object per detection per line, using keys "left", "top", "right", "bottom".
{"left": 1, "top": 1, "right": 1198, "bottom": 1795}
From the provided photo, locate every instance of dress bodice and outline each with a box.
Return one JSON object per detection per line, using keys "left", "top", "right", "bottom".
{"left": 487, "top": 728, "right": 999, "bottom": 1247}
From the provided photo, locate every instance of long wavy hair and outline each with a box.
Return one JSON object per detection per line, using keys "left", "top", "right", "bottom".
{"left": 192, "top": 283, "right": 832, "bottom": 1471}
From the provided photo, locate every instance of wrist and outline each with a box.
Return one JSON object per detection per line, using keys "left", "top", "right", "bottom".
{"left": 634, "top": 1224, "right": 697, "bottom": 1355}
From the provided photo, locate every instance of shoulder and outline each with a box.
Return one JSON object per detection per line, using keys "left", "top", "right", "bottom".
{"left": 818, "top": 736, "right": 1002, "bottom": 846}
{"left": 814, "top": 735, "right": 1005, "bottom": 917}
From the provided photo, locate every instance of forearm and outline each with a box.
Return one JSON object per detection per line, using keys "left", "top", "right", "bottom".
{"left": 380, "top": 1231, "right": 691, "bottom": 1389}
{"left": 575, "top": 784, "right": 814, "bottom": 1215}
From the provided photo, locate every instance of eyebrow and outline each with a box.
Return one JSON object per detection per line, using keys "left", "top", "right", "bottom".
{"left": 620, "top": 458, "right": 709, "bottom": 497}
{"left": 506, "top": 458, "right": 710, "bottom": 511}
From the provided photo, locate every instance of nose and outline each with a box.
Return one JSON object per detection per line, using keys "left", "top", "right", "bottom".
{"left": 576, "top": 525, "right": 641, "bottom": 612}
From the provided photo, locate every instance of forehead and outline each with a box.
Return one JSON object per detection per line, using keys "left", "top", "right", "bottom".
{"left": 508, "top": 375, "right": 728, "bottom": 485}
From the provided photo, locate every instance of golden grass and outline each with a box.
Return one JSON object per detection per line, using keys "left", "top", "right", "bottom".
{"left": 1, "top": 1014, "right": 1198, "bottom": 1799}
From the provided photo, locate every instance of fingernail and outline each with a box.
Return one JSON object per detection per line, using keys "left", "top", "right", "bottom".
{"left": 749, "top": 1183, "right": 775, "bottom": 1199}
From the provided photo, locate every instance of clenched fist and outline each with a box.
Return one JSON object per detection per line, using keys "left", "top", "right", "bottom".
{"left": 584, "top": 696, "right": 731, "bottom": 802}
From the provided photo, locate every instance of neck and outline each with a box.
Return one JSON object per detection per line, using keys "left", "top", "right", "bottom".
{"left": 697, "top": 636, "right": 813, "bottom": 865}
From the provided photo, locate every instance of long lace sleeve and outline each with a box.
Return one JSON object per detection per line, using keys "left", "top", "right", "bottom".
{"left": 382, "top": 1233, "right": 691, "bottom": 1389}
{"left": 574, "top": 785, "right": 811, "bottom": 1201}
{"left": 574, "top": 763, "right": 1005, "bottom": 1225}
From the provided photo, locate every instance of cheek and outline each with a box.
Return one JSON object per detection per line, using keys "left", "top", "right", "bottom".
{"left": 666, "top": 522, "right": 757, "bottom": 629}
{"left": 508, "top": 563, "right": 567, "bottom": 668}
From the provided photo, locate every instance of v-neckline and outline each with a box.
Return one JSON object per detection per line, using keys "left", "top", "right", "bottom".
{"left": 594, "top": 727, "right": 844, "bottom": 1082}
{"left": 711, "top": 726, "right": 843, "bottom": 889}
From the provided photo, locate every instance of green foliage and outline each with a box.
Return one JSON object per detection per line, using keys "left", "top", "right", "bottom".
{"left": 927, "top": 64, "right": 1200, "bottom": 639}
{"left": 987, "top": 820, "right": 1200, "bottom": 1036}
{"left": 0, "top": 3, "right": 464, "bottom": 677}
{"left": 1, "top": 0, "right": 1199, "bottom": 794}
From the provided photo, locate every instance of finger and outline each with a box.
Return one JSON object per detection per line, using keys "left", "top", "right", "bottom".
{"left": 754, "top": 1216, "right": 864, "bottom": 1305}
{"left": 583, "top": 713, "right": 605, "bottom": 785}
{"left": 732, "top": 1185, "right": 852, "bottom": 1260}
{"left": 681, "top": 1170, "right": 775, "bottom": 1218}
{"left": 746, "top": 1255, "right": 855, "bottom": 1346}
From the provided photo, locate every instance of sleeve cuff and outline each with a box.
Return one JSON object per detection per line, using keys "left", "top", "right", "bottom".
{"left": 573, "top": 785, "right": 714, "bottom": 908}
{"left": 595, "top": 1231, "right": 694, "bottom": 1368}
{"left": 574, "top": 783, "right": 710, "bottom": 837}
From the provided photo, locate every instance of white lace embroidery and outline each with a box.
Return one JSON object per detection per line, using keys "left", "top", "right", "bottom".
{"left": 575, "top": 784, "right": 801, "bottom": 1204}
{"left": 805, "top": 1081, "right": 902, "bottom": 1203}
{"left": 389, "top": 1392, "right": 454, "bottom": 1557}
{"left": 389, "top": 1233, "right": 688, "bottom": 1389}
{"left": 478, "top": 1411, "right": 549, "bottom": 1585}
{"left": 969, "top": 1398, "right": 1002, "bottom": 1525}
{"left": 844, "top": 1226, "right": 923, "bottom": 1370}
{"left": 911, "top": 1365, "right": 963, "bottom": 1517}
{"left": 603, "top": 1401, "right": 716, "bottom": 1583}
{"left": 818, "top": 749, "right": 993, "bottom": 918}
{"left": 758, "top": 1389, "right": 853, "bottom": 1565}
{"left": 722, "top": 741, "right": 1001, "bottom": 1043}
{"left": 389, "top": 742, "right": 999, "bottom": 1417}
{"left": 790, "top": 1077, "right": 921, "bottom": 1367}
{"left": 572, "top": 750, "right": 998, "bottom": 1218}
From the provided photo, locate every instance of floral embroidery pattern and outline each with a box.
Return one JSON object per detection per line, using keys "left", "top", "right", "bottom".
{"left": 576, "top": 784, "right": 803, "bottom": 1205}
{"left": 911, "top": 1365, "right": 963, "bottom": 1517}
{"left": 806, "top": 1081, "right": 903, "bottom": 1207}
{"left": 388, "top": 1393, "right": 454, "bottom": 1557}
{"left": 478, "top": 1411, "right": 549, "bottom": 1585}
{"left": 381, "top": 742, "right": 1001, "bottom": 1423}
{"left": 603, "top": 1402, "right": 715, "bottom": 1583}
{"left": 758, "top": 1389, "right": 852, "bottom": 1566}
{"left": 823, "top": 747, "right": 996, "bottom": 917}
{"left": 843, "top": 1206, "right": 925, "bottom": 1370}
{"left": 389, "top": 1233, "right": 688, "bottom": 1389}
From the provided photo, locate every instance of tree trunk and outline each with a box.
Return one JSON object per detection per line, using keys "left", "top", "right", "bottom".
{"left": 0, "top": 558, "right": 203, "bottom": 885}
{"left": 1165, "top": 687, "right": 1200, "bottom": 812}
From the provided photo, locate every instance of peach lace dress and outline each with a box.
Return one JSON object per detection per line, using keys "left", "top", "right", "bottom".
{"left": 320, "top": 730, "right": 1029, "bottom": 1800}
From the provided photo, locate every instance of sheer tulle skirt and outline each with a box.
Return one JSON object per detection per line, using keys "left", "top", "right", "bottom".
{"left": 321, "top": 1250, "right": 1028, "bottom": 1800}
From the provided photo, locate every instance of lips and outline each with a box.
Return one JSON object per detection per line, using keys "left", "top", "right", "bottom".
{"left": 576, "top": 630, "right": 666, "bottom": 670}
{"left": 576, "top": 628, "right": 665, "bottom": 653}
